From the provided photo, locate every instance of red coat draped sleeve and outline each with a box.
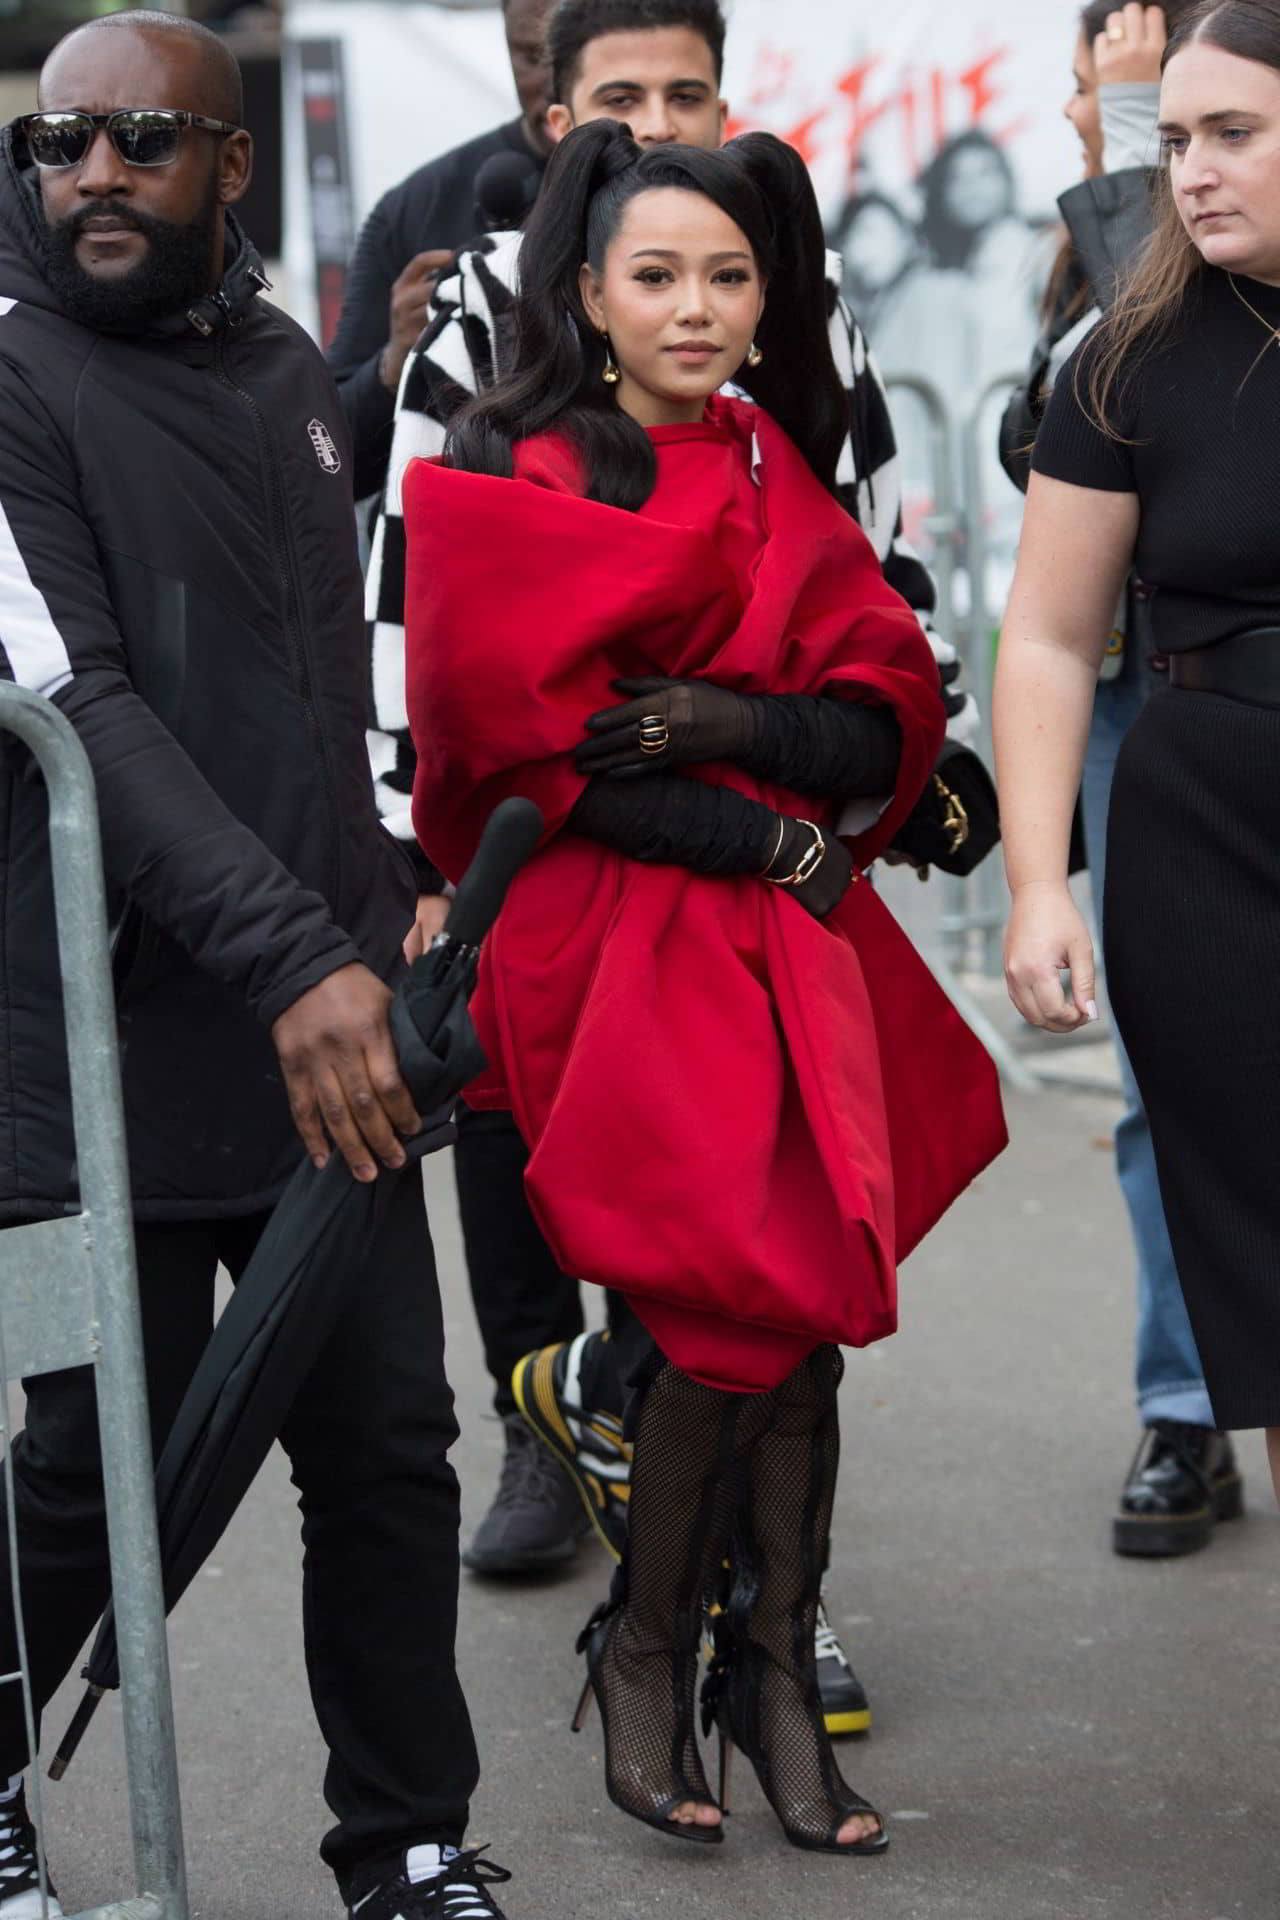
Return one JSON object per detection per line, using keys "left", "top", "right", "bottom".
{"left": 404, "top": 398, "right": 1006, "bottom": 1391}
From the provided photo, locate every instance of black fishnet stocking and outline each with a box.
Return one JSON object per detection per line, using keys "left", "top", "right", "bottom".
{"left": 583, "top": 1360, "right": 773, "bottom": 1825}
{"left": 722, "top": 1345, "right": 881, "bottom": 1846}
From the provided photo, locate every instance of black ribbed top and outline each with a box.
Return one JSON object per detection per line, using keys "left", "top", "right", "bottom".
{"left": 1032, "top": 267, "right": 1280, "bottom": 652}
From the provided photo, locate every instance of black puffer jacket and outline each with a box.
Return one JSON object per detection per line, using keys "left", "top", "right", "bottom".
{"left": 999, "top": 167, "right": 1156, "bottom": 492}
{"left": 0, "top": 129, "right": 415, "bottom": 1221}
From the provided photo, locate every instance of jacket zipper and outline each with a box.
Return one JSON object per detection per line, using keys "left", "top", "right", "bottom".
{"left": 212, "top": 328, "right": 342, "bottom": 905}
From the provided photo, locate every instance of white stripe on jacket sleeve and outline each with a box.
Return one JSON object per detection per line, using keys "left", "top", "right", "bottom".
{"left": 0, "top": 297, "right": 74, "bottom": 695}
{"left": 0, "top": 493, "right": 73, "bottom": 697}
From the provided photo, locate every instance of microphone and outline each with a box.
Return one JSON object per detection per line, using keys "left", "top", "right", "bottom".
{"left": 437, "top": 797, "right": 544, "bottom": 952}
{"left": 474, "top": 151, "right": 540, "bottom": 234}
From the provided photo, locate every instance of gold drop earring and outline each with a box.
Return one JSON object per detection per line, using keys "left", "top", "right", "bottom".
{"left": 600, "top": 331, "right": 621, "bottom": 385}
{"left": 746, "top": 341, "right": 764, "bottom": 368}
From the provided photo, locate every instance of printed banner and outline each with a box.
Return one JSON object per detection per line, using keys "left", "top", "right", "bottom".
{"left": 284, "top": 0, "right": 1094, "bottom": 561}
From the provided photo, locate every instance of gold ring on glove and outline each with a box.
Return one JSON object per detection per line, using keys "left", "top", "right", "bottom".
{"left": 638, "top": 714, "right": 670, "bottom": 756}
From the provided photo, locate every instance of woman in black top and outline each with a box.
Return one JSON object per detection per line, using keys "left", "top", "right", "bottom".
{"left": 1000, "top": 1, "right": 1245, "bottom": 1556}
{"left": 994, "top": 0, "right": 1280, "bottom": 1456}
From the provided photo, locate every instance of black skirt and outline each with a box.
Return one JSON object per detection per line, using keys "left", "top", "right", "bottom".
{"left": 1105, "top": 683, "right": 1280, "bottom": 1430}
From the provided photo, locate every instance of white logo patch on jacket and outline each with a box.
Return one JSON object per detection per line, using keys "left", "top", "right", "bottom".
{"left": 307, "top": 418, "right": 341, "bottom": 474}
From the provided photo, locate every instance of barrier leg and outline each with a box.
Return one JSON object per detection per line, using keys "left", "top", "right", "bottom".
{"left": 0, "top": 685, "right": 187, "bottom": 1920}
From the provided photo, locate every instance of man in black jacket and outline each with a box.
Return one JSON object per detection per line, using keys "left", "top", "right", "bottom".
{"left": 0, "top": 15, "right": 510, "bottom": 1920}
{"left": 326, "top": 0, "right": 555, "bottom": 495}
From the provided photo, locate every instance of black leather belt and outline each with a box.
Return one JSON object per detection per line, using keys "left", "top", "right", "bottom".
{"left": 1168, "top": 628, "right": 1280, "bottom": 707}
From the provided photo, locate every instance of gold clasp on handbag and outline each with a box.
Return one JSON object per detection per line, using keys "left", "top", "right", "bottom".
{"left": 933, "top": 776, "right": 970, "bottom": 856}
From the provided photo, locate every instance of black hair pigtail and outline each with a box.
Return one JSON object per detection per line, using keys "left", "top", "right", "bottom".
{"left": 449, "top": 123, "right": 844, "bottom": 509}
{"left": 725, "top": 132, "right": 846, "bottom": 496}
{"left": 447, "top": 120, "right": 657, "bottom": 508}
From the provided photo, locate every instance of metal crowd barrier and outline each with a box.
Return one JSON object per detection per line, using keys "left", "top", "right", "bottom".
{"left": 0, "top": 683, "right": 187, "bottom": 1920}
{"left": 883, "top": 368, "right": 1126, "bottom": 1096}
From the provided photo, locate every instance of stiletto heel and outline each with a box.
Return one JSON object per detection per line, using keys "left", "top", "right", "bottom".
{"left": 708, "top": 1348, "right": 891, "bottom": 1859}
{"left": 574, "top": 1611, "right": 724, "bottom": 1844}
{"left": 717, "top": 1729, "right": 733, "bottom": 1813}
{"left": 571, "top": 1676, "right": 594, "bottom": 1733}
{"left": 709, "top": 1623, "right": 889, "bottom": 1855}
{"left": 565, "top": 1360, "right": 772, "bottom": 1850}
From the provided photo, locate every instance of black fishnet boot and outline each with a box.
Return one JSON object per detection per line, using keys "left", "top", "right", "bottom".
{"left": 704, "top": 1346, "right": 888, "bottom": 1856}
{"left": 572, "top": 1358, "right": 773, "bottom": 1844}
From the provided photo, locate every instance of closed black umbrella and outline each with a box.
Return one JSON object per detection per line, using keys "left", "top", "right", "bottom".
{"left": 51, "top": 798, "right": 543, "bottom": 1778}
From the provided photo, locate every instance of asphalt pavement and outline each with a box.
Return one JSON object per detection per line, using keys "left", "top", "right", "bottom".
{"left": 34, "top": 1075, "right": 1280, "bottom": 1920}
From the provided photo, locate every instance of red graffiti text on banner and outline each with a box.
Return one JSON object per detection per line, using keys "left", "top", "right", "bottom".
{"left": 729, "top": 41, "right": 1022, "bottom": 182}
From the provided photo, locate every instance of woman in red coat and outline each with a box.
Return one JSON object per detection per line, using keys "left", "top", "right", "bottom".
{"left": 404, "top": 123, "right": 1004, "bottom": 1856}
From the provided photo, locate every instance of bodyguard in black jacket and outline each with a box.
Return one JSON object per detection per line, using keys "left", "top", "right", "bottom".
{"left": 0, "top": 111, "right": 417, "bottom": 1222}
{"left": 0, "top": 18, "right": 509, "bottom": 1919}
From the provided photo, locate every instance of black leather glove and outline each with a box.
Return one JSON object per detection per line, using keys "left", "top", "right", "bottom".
{"left": 764, "top": 817, "right": 854, "bottom": 921}
{"left": 574, "top": 676, "right": 757, "bottom": 777}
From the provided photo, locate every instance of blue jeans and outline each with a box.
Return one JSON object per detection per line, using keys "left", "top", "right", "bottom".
{"left": 1081, "top": 660, "right": 1215, "bottom": 1429}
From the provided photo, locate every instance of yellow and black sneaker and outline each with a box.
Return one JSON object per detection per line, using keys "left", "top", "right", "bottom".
{"left": 511, "top": 1334, "right": 631, "bottom": 1562}
{"left": 814, "top": 1599, "right": 871, "bottom": 1737}
{"left": 703, "top": 1582, "right": 872, "bottom": 1739}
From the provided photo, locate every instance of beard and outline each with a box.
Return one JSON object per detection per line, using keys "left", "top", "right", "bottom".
{"left": 43, "top": 184, "right": 221, "bottom": 334}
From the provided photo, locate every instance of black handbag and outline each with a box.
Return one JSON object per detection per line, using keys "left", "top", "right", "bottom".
{"left": 890, "top": 739, "right": 1000, "bottom": 877}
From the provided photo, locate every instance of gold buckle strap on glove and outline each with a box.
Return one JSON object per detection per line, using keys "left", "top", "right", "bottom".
{"left": 933, "top": 776, "right": 970, "bottom": 855}
{"left": 766, "top": 819, "right": 826, "bottom": 887}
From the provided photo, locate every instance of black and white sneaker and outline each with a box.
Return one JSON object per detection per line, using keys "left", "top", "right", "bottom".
{"left": 348, "top": 1846, "right": 511, "bottom": 1920}
{"left": 702, "top": 1585, "right": 873, "bottom": 1737}
{"left": 815, "top": 1598, "right": 872, "bottom": 1737}
{"left": 0, "top": 1790, "right": 60, "bottom": 1919}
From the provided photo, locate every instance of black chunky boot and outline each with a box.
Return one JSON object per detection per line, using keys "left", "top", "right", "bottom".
{"left": 704, "top": 1347, "right": 888, "bottom": 1857}
{"left": 572, "top": 1358, "right": 773, "bottom": 1844}
{"left": 1113, "top": 1422, "right": 1243, "bottom": 1557}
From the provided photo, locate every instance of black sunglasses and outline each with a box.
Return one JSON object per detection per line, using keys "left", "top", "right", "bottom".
{"left": 19, "top": 109, "right": 240, "bottom": 170}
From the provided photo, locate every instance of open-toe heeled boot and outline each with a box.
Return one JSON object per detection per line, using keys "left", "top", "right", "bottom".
{"left": 702, "top": 1346, "right": 889, "bottom": 1858}
{"left": 571, "top": 1356, "right": 773, "bottom": 1845}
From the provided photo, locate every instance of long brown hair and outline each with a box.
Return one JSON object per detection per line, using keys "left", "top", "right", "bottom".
{"left": 1042, "top": 0, "right": 1200, "bottom": 333}
{"left": 1085, "top": 0, "right": 1280, "bottom": 432}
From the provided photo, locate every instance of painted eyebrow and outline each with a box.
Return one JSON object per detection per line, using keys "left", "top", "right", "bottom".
{"left": 1157, "top": 108, "right": 1266, "bottom": 131}
{"left": 589, "top": 76, "right": 712, "bottom": 96}
{"left": 627, "top": 248, "right": 752, "bottom": 262}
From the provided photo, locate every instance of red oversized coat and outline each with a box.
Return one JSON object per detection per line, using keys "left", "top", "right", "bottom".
{"left": 404, "top": 399, "right": 1006, "bottom": 1391}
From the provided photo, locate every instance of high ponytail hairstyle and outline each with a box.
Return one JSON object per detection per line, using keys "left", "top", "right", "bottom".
{"left": 728, "top": 130, "right": 847, "bottom": 495}
{"left": 445, "top": 120, "right": 847, "bottom": 510}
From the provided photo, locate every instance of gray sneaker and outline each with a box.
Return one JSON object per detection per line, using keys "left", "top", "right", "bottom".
{"left": 462, "top": 1414, "right": 585, "bottom": 1576}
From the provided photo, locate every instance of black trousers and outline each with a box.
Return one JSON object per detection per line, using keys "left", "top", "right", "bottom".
{"left": 453, "top": 1104, "right": 656, "bottom": 1419}
{"left": 0, "top": 1171, "right": 478, "bottom": 1898}
{"left": 453, "top": 1105, "right": 584, "bottom": 1416}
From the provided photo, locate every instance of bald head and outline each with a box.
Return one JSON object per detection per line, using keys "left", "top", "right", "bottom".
{"left": 40, "top": 13, "right": 244, "bottom": 128}
{"left": 33, "top": 12, "right": 253, "bottom": 328}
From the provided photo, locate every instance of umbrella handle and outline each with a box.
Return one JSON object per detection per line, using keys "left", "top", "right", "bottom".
{"left": 47, "top": 1683, "right": 106, "bottom": 1781}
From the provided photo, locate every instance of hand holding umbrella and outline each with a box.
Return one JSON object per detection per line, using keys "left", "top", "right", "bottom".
{"left": 50, "top": 798, "right": 543, "bottom": 1779}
